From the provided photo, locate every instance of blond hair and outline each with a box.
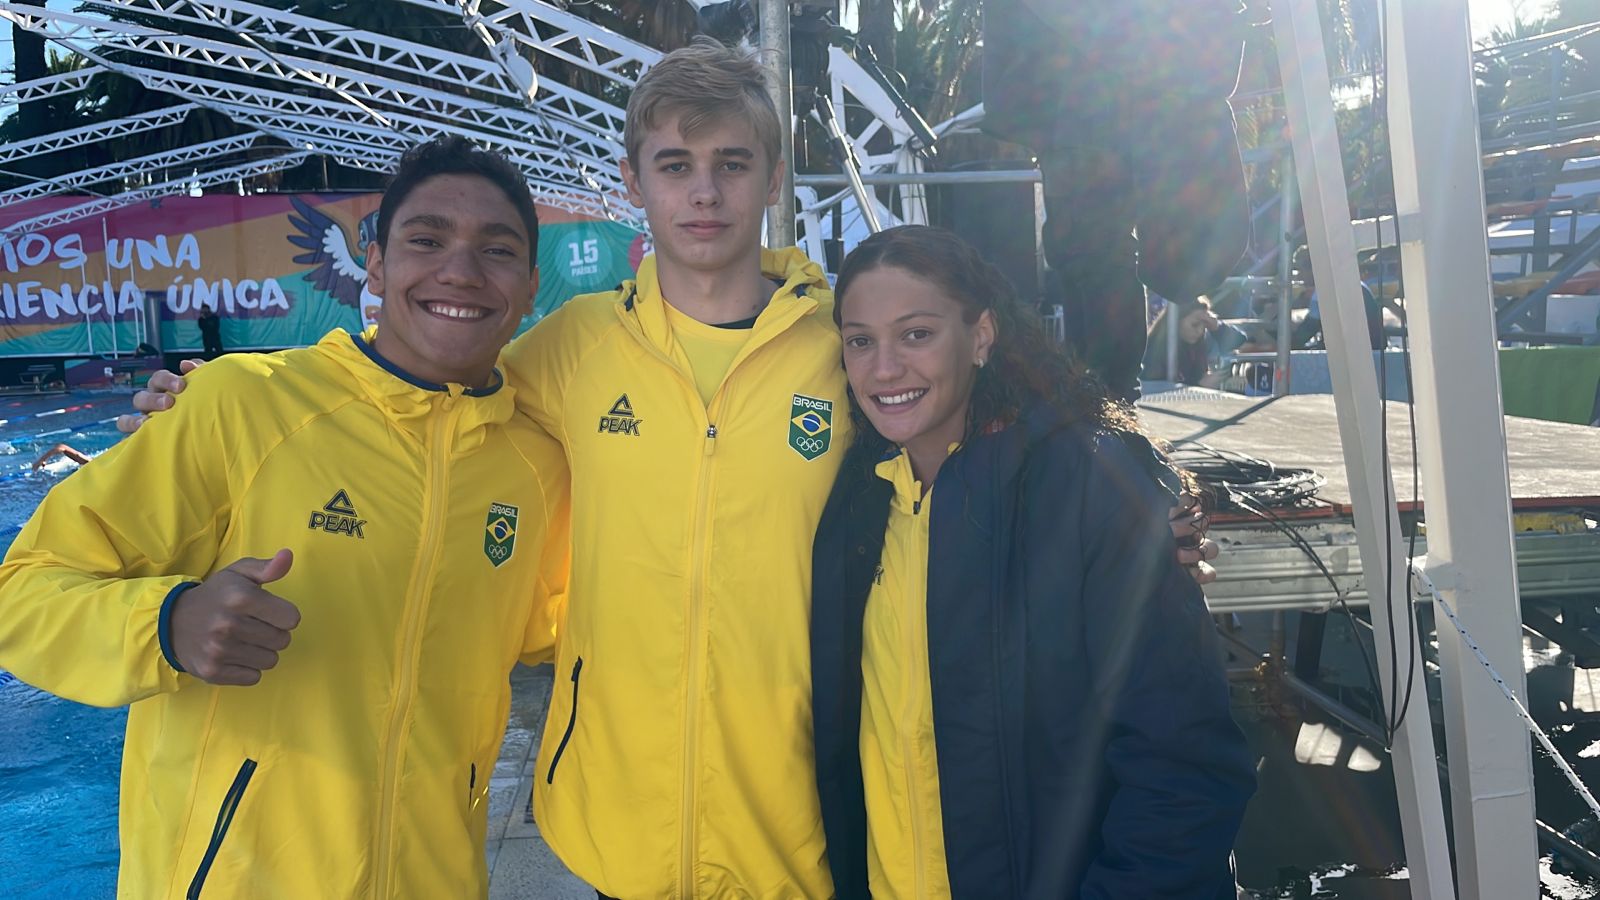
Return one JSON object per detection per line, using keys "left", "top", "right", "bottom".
{"left": 624, "top": 36, "right": 782, "bottom": 172}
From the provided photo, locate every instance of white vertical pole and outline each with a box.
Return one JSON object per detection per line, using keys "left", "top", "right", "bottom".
{"left": 1271, "top": 2, "right": 1457, "bottom": 898}
{"left": 1386, "top": 0, "right": 1539, "bottom": 895}
{"left": 759, "top": 0, "right": 796, "bottom": 247}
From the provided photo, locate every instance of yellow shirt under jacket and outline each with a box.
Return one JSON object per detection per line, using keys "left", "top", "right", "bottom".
{"left": 860, "top": 449, "right": 953, "bottom": 900}
{"left": 0, "top": 328, "right": 569, "bottom": 899}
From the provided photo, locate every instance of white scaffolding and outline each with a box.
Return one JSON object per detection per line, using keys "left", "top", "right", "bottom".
{"left": 0, "top": 0, "right": 936, "bottom": 240}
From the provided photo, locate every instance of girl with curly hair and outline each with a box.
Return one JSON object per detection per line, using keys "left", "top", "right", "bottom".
{"left": 810, "top": 225, "right": 1255, "bottom": 899}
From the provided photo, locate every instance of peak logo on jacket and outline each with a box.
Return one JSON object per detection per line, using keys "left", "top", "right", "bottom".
{"left": 484, "top": 502, "right": 518, "bottom": 567}
{"left": 309, "top": 489, "right": 365, "bottom": 538}
{"left": 598, "top": 394, "right": 642, "bottom": 436}
{"left": 789, "top": 394, "right": 833, "bottom": 461}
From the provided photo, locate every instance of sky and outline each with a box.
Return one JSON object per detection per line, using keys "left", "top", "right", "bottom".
{"left": 1471, "top": 0, "right": 1557, "bottom": 37}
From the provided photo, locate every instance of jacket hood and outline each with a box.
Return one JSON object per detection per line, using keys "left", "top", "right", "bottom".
{"left": 619, "top": 247, "right": 832, "bottom": 352}
{"left": 317, "top": 327, "right": 517, "bottom": 447}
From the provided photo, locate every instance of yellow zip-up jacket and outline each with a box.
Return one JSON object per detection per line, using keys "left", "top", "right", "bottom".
{"left": 506, "top": 248, "right": 851, "bottom": 899}
{"left": 0, "top": 329, "right": 569, "bottom": 899}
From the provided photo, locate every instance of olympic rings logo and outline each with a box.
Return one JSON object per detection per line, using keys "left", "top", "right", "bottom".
{"left": 794, "top": 436, "right": 826, "bottom": 453}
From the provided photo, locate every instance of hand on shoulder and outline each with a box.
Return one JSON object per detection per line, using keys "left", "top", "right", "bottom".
{"left": 117, "top": 358, "right": 206, "bottom": 434}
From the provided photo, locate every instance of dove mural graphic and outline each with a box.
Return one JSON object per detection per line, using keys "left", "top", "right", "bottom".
{"left": 286, "top": 197, "right": 384, "bottom": 329}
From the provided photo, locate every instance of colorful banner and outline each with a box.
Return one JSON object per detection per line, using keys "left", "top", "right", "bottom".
{"left": 0, "top": 194, "right": 643, "bottom": 357}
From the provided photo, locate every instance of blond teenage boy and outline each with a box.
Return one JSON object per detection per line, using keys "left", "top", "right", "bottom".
{"left": 506, "top": 39, "right": 847, "bottom": 899}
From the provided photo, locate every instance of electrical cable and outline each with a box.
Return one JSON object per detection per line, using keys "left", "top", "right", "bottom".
{"left": 1374, "top": 0, "right": 1424, "bottom": 739}
{"left": 1166, "top": 443, "right": 1326, "bottom": 511}
{"left": 1169, "top": 443, "right": 1393, "bottom": 735}
{"left": 1371, "top": 1, "right": 1405, "bottom": 742}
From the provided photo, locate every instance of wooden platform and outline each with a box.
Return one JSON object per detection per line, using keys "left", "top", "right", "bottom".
{"left": 1138, "top": 391, "right": 1600, "bottom": 515}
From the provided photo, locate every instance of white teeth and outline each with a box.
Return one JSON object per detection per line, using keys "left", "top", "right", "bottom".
{"left": 875, "top": 389, "right": 926, "bottom": 406}
{"left": 424, "top": 303, "right": 488, "bottom": 320}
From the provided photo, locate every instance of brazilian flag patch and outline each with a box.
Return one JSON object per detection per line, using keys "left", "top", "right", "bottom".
{"left": 484, "top": 502, "right": 518, "bottom": 568}
{"left": 788, "top": 393, "right": 833, "bottom": 461}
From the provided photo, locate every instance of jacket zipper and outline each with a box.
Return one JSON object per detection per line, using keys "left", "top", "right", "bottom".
{"left": 373, "top": 395, "right": 459, "bottom": 897}
{"left": 679, "top": 389, "right": 726, "bottom": 898}
{"left": 614, "top": 295, "right": 813, "bottom": 897}
{"left": 903, "top": 498, "right": 928, "bottom": 900}
{"left": 546, "top": 657, "right": 584, "bottom": 783}
{"left": 186, "top": 758, "right": 257, "bottom": 899}
{"left": 612, "top": 312, "right": 718, "bottom": 897}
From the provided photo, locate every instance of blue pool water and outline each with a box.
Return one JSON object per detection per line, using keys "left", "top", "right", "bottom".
{"left": 0, "top": 397, "right": 131, "bottom": 900}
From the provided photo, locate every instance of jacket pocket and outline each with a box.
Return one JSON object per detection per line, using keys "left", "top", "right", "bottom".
{"left": 187, "top": 758, "right": 257, "bottom": 899}
{"left": 545, "top": 657, "right": 583, "bottom": 784}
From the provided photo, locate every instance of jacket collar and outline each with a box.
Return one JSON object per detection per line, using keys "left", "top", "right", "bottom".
{"left": 350, "top": 331, "right": 504, "bottom": 398}
{"left": 618, "top": 247, "right": 831, "bottom": 354}
{"left": 316, "top": 327, "right": 517, "bottom": 446}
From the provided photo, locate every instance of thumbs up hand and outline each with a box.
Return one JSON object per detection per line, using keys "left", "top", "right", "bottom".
{"left": 169, "top": 549, "right": 301, "bottom": 686}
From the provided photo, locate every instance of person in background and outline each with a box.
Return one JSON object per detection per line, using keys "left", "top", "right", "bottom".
{"left": 197, "top": 304, "right": 224, "bottom": 359}
{"left": 1145, "top": 298, "right": 1221, "bottom": 385}
{"left": 0, "top": 137, "right": 569, "bottom": 899}
{"left": 1143, "top": 297, "right": 1250, "bottom": 387}
{"left": 1291, "top": 247, "right": 1397, "bottom": 351}
{"left": 812, "top": 226, "right": 1253, "bottom": 899}
{"left": 982, "top": 0, "right": 1252, "bottom": 402}
{"left": 31, "top": 443, "right": 89, "bottom": 471}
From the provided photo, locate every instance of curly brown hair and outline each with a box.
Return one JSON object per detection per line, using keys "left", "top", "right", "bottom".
{"left": 832, "top": 225, "right": 1139, "bottom": 455}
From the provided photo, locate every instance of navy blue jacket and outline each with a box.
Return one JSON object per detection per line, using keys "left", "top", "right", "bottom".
{"left": 811, "top": 407, "right": 1255, "bottom": 898}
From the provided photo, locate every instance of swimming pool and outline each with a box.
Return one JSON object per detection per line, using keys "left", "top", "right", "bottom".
{"left": 0, "top": 396, "right": 130, "bottom": 900}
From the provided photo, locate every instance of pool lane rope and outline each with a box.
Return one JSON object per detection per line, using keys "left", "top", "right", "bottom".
{"left": 0, "top": 400, "right": 117, "bottom": 428}
{"left": 1412, "top": 560, "right": 1600, "bottom": 823}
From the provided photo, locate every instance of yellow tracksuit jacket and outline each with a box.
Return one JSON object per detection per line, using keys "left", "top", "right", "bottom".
{"left": 0, "top": 329, "right": 569, "bottom": 899}
{"left": 505, "top": 248, "right": 851, "bottom": 899}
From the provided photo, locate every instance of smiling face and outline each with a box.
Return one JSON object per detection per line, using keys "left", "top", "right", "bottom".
{"left": 365, "top": 173, "right": 537, "bottom": 387}
{"left": 620, "top": 112, "right": 781, "bottom": 279}
{"left": 839, "top": 265, "right": 996, "bottom": 470}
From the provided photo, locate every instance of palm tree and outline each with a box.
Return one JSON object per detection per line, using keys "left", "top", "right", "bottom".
{"left": 852, "top": 0, "right": 899, "bottom": 70}
{"left": 889, "top": 0, "right": 983, "bottom": 128}
{"left": 8, "top": 0, "right": 50, "bottom": 178}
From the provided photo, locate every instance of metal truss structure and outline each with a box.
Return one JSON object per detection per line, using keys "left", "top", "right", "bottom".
{"left": 0, "top": 0, "right": 946, "bottom": 245}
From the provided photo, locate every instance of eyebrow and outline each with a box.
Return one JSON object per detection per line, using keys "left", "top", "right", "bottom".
{"left": 651, "top": 146, "right": 756, "bottom": 162}
{"left": 840, "top": 310, "right": 947, "bottom": 329}
{"left": 399, "top": 214, "right": 527, "bottom": 245}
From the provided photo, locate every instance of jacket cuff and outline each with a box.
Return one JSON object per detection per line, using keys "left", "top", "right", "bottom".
{"left": 158, "top": 582, "right": 200, "bottom": 673}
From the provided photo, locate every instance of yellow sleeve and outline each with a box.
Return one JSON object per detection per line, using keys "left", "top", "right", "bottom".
{"left": 0, "top": 370, "right": 239, "bottom": 707}
{"left": 502, "top": 302, "right": 582, "bottom": 438}
{"left": 518, "top": 444, "right": 571, "bottom": 667}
